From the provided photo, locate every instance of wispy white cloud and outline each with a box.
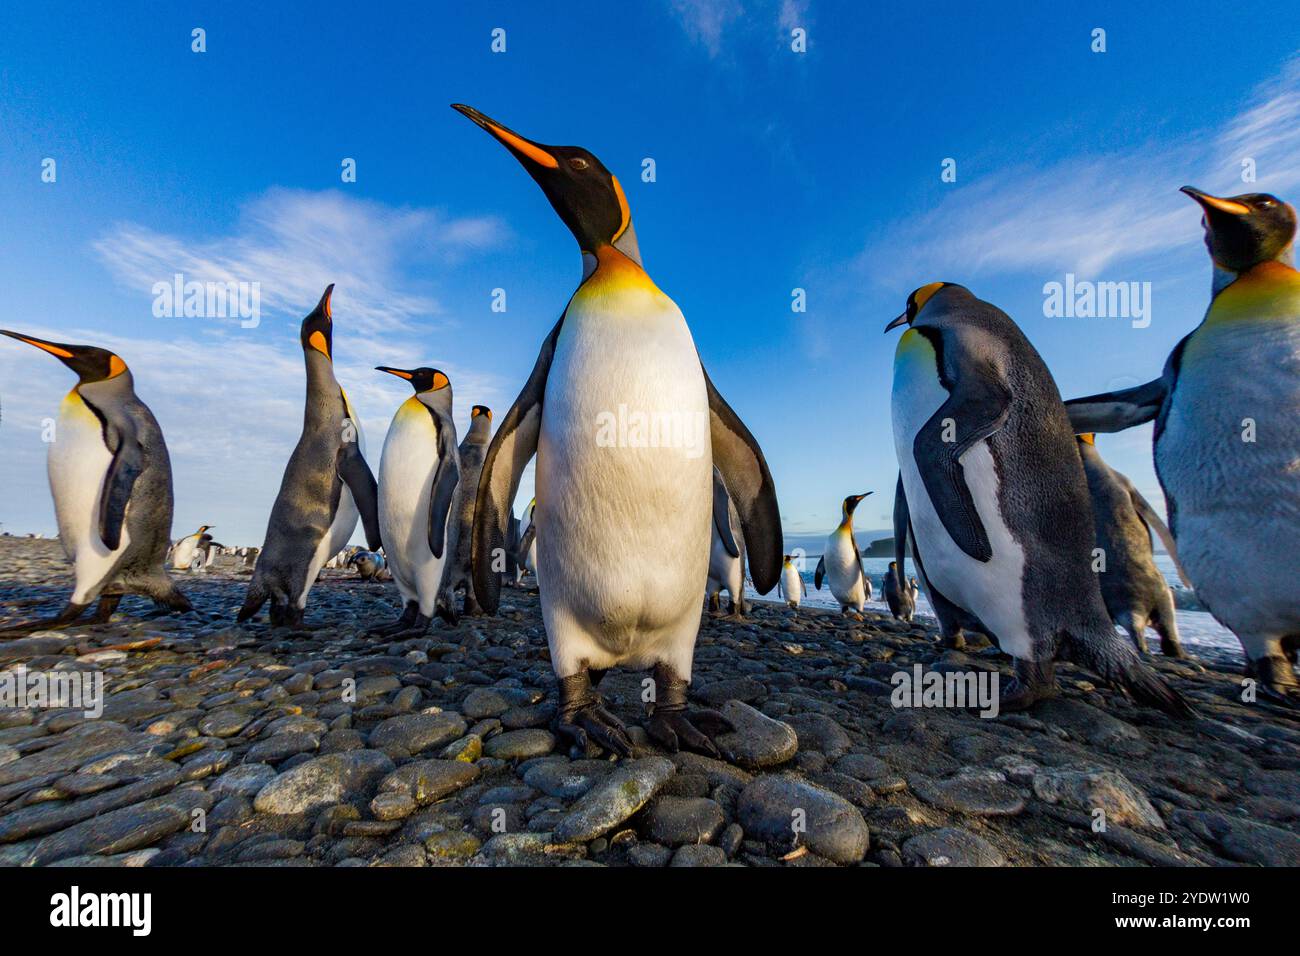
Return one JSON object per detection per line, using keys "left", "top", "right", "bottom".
{"left": 667, "top": 0, "right": 810, "bottom": 58}
{"left": 854, "top": 55, "right": 1300, "bottom": 288}
{"left": 668, "top": 0, "right": 745, "bottom": 57}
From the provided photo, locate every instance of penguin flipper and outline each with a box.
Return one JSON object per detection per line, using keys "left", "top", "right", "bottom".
{"left": 1064, "top": 376, "right": 1166, "bottom": 433}
{"left": 472, "top": 317, "right": 562, "bottom": 613}
{"left": 427, "top": 425, "right": 461, "bottom": 560}
{"left": 98, "top": 417, "right": 145, "bottom": 551}
{"left": 702, "top": 366, "right": 781, "bottom": 593}
{"left": 814, "top": 555, "right": 826, "bottom": 590}
{"left": 711, "top": 470, "right": 741, "bottom": 559}
{"left": 516, "top": 524, "right": 537, "bottom": 567}
{"left": 1125, "top": 482, "right": 1193, "bottom": 588}
{"left": 338, "top": 444, "right": 382, "bottom": 552}
{"left": 892, "top": 471, "right": 910, "bottom": 578}
{"left": 913, "top": 364, "right": 1011, "bottom": 563}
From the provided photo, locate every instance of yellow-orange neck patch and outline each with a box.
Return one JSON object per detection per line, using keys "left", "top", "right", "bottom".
{"left": 308, "top": 331, "right": 331, "bottom": 359}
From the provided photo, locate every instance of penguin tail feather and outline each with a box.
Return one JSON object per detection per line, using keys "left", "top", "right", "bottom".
{"left": 1066, "top": 629, "right": 1195, "bottom": 719}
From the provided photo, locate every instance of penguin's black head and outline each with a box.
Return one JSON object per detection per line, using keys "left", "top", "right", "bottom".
{"left": 842, "top": 492, "right": 872, "bottom": 517}
{"left": 885, "top": 282, "right": 954, "bottom": 332}
{"left": 471, "top": 405, "right": 493, "bottom": 421}
{"left": 376, "top": 366, "right": 450, "bottom": 394}
{"left": 783, "top": 554, "right": 793, "bottom": 563}
{"left": 1181, "top": 187, "right": 1296, "bottom": 273}
{"left": 300, "top": 285, "right": 335, "bottom": 361}
{"left": 0, "top": 330, "right": 128, "bottom": 384}
{"left": 452, "top": 104, "right": 633, "bottom": 256}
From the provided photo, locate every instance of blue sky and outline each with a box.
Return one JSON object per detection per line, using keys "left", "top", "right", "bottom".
{"left": 0, "top": 2, "right": 1297, "bottom": 546}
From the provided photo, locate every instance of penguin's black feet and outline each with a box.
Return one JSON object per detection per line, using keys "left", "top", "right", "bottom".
{"left": 93, "top": 594, "right": 123, "bottom": 624}
{"left": 554, "top": 671, "right": 635, "bottom": 759}
{"left": 0, "top": 600, "right": 90, "bottom": 634}
{"left": 368, "top": 601, "right": 418, "bottom": 637}
{"left": 1250, "top": 655, "right": 1300, "bottom": 706}
{"left": 643, "top": 663, "right": 733, "bottom": 759}
{"left": 940, "top": 629, "right": 967, "bottom": 651}
{"left": 386, "top": 614, "right": 433, "bottom": 640}
{"left": 999, "top": 658, "right": 1060, "bottom": 712}
{"left": 435, "top": 598, "right": 458, "bottom": 628}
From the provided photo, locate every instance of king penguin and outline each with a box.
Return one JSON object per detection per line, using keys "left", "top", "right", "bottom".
{"left": 1076, "top": 434, "right": 1188, "bottom": 658}
{"left": 171, "top": 525, "right": 214, "bottom": 571}
{"left": 238, "top": 286, "right": 382, "bottom": 627}
{"left": 814, "top": 493, "right": 872, "bottom": 617}
{"left": 883, "top": 560, "right": 915, "bottom": 623}
{"left": 447, "top": 404, "right": 492, "bottom": 614}
{"left": 705, "top": 466, "right": 749, "bottom": 618}
{"left": 887, "top": 282, "right": 1189, "bottom": 715}
{"left": 455, "top": 104, "right": 783, "bottom": 757}
{"left": 1068, "top": 188, "right": 1300, "bottom": 699}
{"left": 515, "top": 497, "right": 537, "bottom": 587}
{"left": 370, "top": 366, "right": 461, "bottom": 636}
{"left": 0, "top": 331, "right": 191, "bottom": 630}
{"left": 778, "top": 554, "right": 805, "bottom": 610}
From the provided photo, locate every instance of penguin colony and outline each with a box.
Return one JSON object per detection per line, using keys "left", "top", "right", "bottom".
{"left": 4, "top": 105, "right": 1300, "bottom": 752}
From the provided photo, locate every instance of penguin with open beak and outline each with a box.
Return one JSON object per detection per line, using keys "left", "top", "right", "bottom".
{"left": 0, "top": 330, "right": 192, "bottom": 630}
{"left": 1068, "top": 188, "right": 1300, "bottom": 699}
{"left": 455, "top": 104, "right": 783, "bottom": 757}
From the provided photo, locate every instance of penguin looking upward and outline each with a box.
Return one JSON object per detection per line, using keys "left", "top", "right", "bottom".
{"left": 238, "top": 286, "right": 382, "bottom": 627}
{"left": 0, "top": 331, "right": 191, "bottom": 630}
{"left": 456, "top": 104, "right": 783, "bottom": 757}
{"left": 887, "top": 282, "right": 1189, "bottom": 715}
{"left": 447, "top": 404, "right": 492, "bottom": 615}
{"left": 1075, "top": 434, "right": 1187, "bottom": 658}
{"left": 814, "top": 493, "right": 872, "bottom": 617}
{"left": 370, "top": 365, "right": 461, "bottom": 637}
{"left": 1068, "top": 188, "right": 1300, "bottom": 699}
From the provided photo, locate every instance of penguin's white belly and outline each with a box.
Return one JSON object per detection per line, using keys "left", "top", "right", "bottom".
{"left": 824, "top": 532, "right": 865, "bottom": 608}
{"left": 780, "top": 564, "right": 802, "bottom": 605}
{"left": 892, "top": 333, "right": 1030, "bottom": 657}
{"left": 49, "top": 393, "right": 129, "bottom": 604}
{"left": 537, "top": 278, "right": 711, "bottom": 674}
{"left": 377, "top": 405, "right": 445, "bottom": 615}
{"left": 707, "top": 533, "right": 742, "bottom": 591}
{"left": 1158, "top": 317, "right": 1300, "bottom": 640}
{"left": 171, "top": 536, "right": 199, "bottom": 570}
{"left": 301, "top": 417, "right": 367, "bottom": 607}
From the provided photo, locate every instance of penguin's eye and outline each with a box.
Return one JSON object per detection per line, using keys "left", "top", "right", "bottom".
{"left": 1259, "top": 198, "right": 1277, "bottom": 208}
{"left": 568, "top": 157, "right": 590, "bottom": 172}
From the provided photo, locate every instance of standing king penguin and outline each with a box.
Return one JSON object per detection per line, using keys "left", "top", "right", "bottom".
{"left": 706, "top": 466, "right": 749, "bottom": 618}
{"left": 456, "top": 105, "right": 783, "bottom": 757}
{"left": 1076, "top": 434, "right": 1187, "bottom": 658}
{"left": 814, "top": 493, "right": 872, "bottom": 616}
{"left": 887, "top": 283, "right": 1188, "bottom": 714}
{"left": 1068, "top": 189, "right": 1300, "bottom": 699}
{"left": 778, "top": 555, "right": 806, "bottom": 610}
{"left": 238, "top": 286, "right": 381, "bottom": 627}
{"left": 170, "top": 525, "right": 214, "bottom": 570}
{"left": 446, "top": 404, "right": 491, "bottom": 615}
{"left": 883, "top": 560, "right": 915, "bottom": 623}
{"left": 371, "top": 366, "right": 461, "bottom": 636}
{"left": 0, "top": 331, "right": 191, "bottom": 630}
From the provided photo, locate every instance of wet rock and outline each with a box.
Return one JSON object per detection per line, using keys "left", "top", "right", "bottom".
{"left": 253, "top": 751, "right": 395, "bottom": 815}
{"left": 1171, "top": 810, "right": 1300, "bottom": 866}
{"left": 902, "top": 828, "right": 1007, "bottom": 867}
{"left": 368, "top": 712, "right": 467, "bottom": 757}
{"left": 1033, "top": 767, "right": 1164, "bottom": 830}
{"left": 628, "top": 842, "right": 672, "bottom": 867}
{"left": 210, "top": 763, "right": 277, "bottom": 799}
{"left": 377, "top": 760, "right": 480, "bottom": 805}
{"left": 670, "top": 843, "right": 727, "bottom": 866}
{"left": 786, "top": 713, "right": 852, "bottom": 759}
{"left": 483, "top": 729, "right": 556, "bottom": 761}
{"left": 370, "top": 792, "right": 417, "bottom": 821}
{"left": 713, "top": 701, "right": 798, "bottom": 770}
{"left": 27, "top": 789, "right": 215, "bottom": 865}
{"left": 461, "top": 688, "right": 511, "bottom": 719}
{"left": 246, "top": 732, "right": 320, "bottom": 764}
{"left": 911, "top": 774, "right": 1026, "bottom": 817}
{"left": 642, "top": 796, "right": 725, "bottom": 846}
{"left": 553, "top": 757, "right": 676, "bottom": 843}
{"left": 736, "top": 773, "right": 869, "bottom": 864}
{"left": 522, "top": 759, "right": 612, "bottom": 800}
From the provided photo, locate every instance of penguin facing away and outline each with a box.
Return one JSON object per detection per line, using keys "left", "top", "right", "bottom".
{"left": 448, "top": 404, "right": 493, "bottom": 614}
{"left": 778, "top": 554, "right": 806, "bottom": 609}
{"left": 706, "top": 466, "right": 749, "bottom": 618}
{"left": 1067, "top": 188, "right": 1300, "bottom": 699}
{"left": 456, "top": 104, "right": 783, "bottom": 758}
{"left": 370, "top": 365, "right": 461, "bottom": 637}
{"left": 1076, "top": 434, "right": 1187, "bottom": 658}
{"left": 883, "top": 559, "right": 915, "bottom": 623}
{"left": 0, "top": 331, "right": 191, "bottom": 630}
{"left": 238, "top": 286, "right": 382, "bottom": 628}
{"left": 814, "top": 492, "right": 872, "bottom": 616}
{"left": 886, "top": 282, "right": 1189, "bottom": 715}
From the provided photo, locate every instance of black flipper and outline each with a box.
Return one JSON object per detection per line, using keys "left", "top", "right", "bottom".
{"left": 913, "top": 354, "right": 1012, "bottom": 563}
{"left": 892, "top": 472, "right": 910, "bottom": 577}
{"left": 1125, "top": 482, "right": 1192, "bottom": 588}
{"left": 97, "top": 415, "right": 144, "bottom": 551}
{"left": 702, "top": 364, "right": 781, "bottom": 594}
{"left": 711, "top": 469, "right": 740, "bottom": 559}
{"left": 338, "top": 440, "right": 382, "bottom": 552}
{"left": 814, "top": 555, "right": 826, "bottom": 591}
{"left": 516, "top": 523, "right": 537, "bottom": 567}
{"left": 472, "top": 317, "right": 562, "bottom": 613}
{"left": 427, "top": 420, "right": 461, "bottom": 560}
{"left": 1064, "top": 377, "right": 1166, "bottom": 433}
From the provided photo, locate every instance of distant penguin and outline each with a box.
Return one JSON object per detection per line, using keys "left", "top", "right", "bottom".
{"left": 238, "top": 286, "right": 382, "bottom": 627}
{"left": 504, "top": 513, "right": 522, "bottom": 584}
{"left": 1076, "top": 434, "right": 1188, "bottom": 658}
{"left": 515, "top": 498, "right": 537, "bottom": 586}
{"left": 448, "top": 405, "right": 492, "bottom": 615}
{"left": 778, "top": 554, "right": 805, "bottom": 610}
{"left": 458, "top": 104, "right": 782, "bottom": 758}
{"left": 887, "top": 282, "right": 1189, "bottom": 714}
{"left": 370, "top": 365, "right": 461, "bottom": 636}
{"left": 1068, "top": 188, "right": 1300, "bottom": 699}
{"left": 0, "top": 331, "right": 191, "bottom": 629}
{"left": 349, "top": 549, "right": 386, "bottom": 581}
{"left": 814, "top": 493, "right": 872, "bottom": 616}
{"left": 171, "top": 525, "right": 214, "bottom": 571}
{"left": 883, "top": 559, "right": 915, "bottom": 623}
{"left": 705, "top": 467, "right": 748, "bottom": 618}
